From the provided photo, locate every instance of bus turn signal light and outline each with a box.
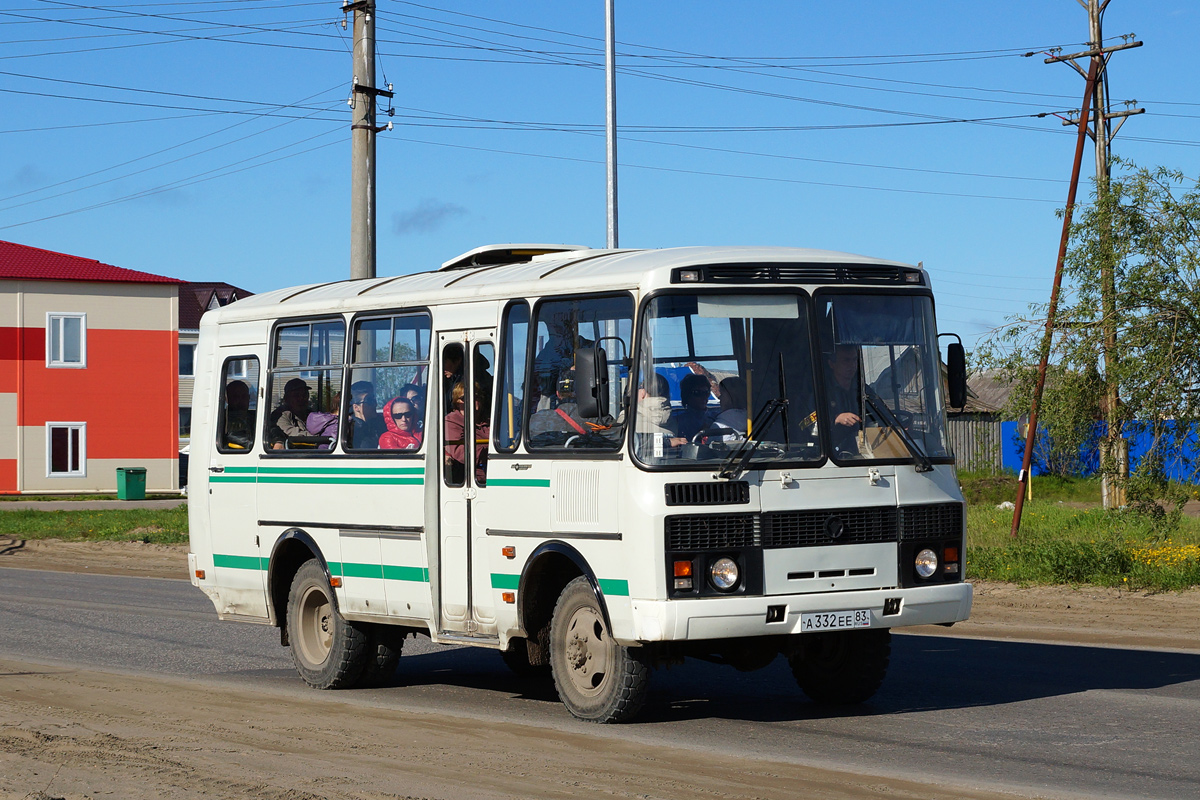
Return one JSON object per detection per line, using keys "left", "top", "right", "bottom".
{"left": 194, "top": 569, "right": 205, "bottom": 580}
{"left": 673, "top": 560, "right": 693, "bottom": 577}
{"left": 501, "top": 546, "right": 516, "bottom": 559}
{"left": 329, "top": 576, "right": 343, "bottom": 588}
{"left": 501, "top": 592, "right": 515, "bottom": 604}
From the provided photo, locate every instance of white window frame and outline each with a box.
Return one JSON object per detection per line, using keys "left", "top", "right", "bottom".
{"left": 179, "top": 342, "right": 197, "bottom": 377}
{"left": 46, "top": 312, "right": 87, "bottom": 368}
{"left": 45, "top": 422, "right": 87, "bottom": 478}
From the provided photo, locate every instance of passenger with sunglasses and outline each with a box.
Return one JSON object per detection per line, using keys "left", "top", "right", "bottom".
{"left": 378, "top": 397, "right": 423, "bottom": 451}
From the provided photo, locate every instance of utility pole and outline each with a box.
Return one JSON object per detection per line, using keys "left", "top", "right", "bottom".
{"left": 1046, "top": 0, "right": 1142, "bottom": 510}
{"left": 605, "top": 0, "right": 619, "bottom": 249}
{"left": 344, "top": 0, "right": 393, "bottom": 280}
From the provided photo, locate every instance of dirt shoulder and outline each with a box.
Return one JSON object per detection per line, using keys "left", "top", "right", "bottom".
{"left": 0, "top": 658, "right": 1033, "bottom": 800}
{"left": 3, "top": 537, "right": 1200, "bottom": 652}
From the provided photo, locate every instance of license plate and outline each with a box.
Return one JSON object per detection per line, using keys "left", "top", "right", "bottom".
{"left": 800, "top": 609, "right": 871, "bottom": 632}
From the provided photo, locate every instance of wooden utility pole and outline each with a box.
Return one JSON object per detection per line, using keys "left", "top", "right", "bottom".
{"left": 345, "top": 0, "right": 393, "bottom": 280}
{"left": 1048, "top": 0, "right": 1142, "bottom": 510}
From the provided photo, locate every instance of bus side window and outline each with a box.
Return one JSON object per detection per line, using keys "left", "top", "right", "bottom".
{"left": 496, "top": 302, "right": 529, "bottom": 452}
{"left": 443, "top": 343, "right": 467, "bottom": 487}
{"left": 218, "top": 357, "right": 259, "bottom": 452}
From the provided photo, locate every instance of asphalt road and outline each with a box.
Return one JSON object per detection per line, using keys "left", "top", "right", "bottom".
{"left": 2, "top": 565, "right": 1198, "bottom": 800}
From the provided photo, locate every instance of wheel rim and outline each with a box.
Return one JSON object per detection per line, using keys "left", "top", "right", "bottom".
{"left": 296, "top": 584, "right": 333, "bottom": 669}
{"left": 563, "top": 604, "right": 612, "bottom": 697}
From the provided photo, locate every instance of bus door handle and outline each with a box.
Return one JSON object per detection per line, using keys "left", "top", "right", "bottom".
{"left": 510, "top": 463, "right": 532, "bottom": 471}
{"left": 209, "top": 466, "right": 225, "bottom": 473}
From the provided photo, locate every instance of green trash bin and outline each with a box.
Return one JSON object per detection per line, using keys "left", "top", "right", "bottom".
{"left": 116, "top": 467, "right": 147, "bottom": 500}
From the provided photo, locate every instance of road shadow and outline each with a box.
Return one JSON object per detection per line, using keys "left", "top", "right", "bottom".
{"left": 0, "top": 537, "right": 27, "bottom": 556}
{"left": 377, "top": 634, "right": 1200, "bottom": 724}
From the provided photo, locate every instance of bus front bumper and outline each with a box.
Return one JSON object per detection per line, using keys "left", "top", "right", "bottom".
{"left": 627, "top": 582, "right": 972, "bottom": 643}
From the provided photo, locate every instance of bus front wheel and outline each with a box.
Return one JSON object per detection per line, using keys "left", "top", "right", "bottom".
{"left": 286, "top": 560, "right": 369, "bottom": 689}
{"left": 549, "top": 576, "right": 649, "bottom": 723}
{"left": 788, "top": 628, "right": 891, "bottom": 705}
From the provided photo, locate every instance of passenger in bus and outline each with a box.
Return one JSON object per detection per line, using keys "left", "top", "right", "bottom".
{"left": 349, "top": 380, "right": 387, "bottom": 449}
{"left": 444, "top": 381, "right": 489, "bottom": 484}
{"left": 305, "top": 391, "right": 340, "bottom": 450}
{"left": 224, "top": 379, "right": 253, "bottom": 448}
{"left": 268, "top": 377, "right": 311, "bottom": 449}
{"left": 636, "top": 372, "right": 685, "bottom": 451}
{"left": 399, "top": 383, "right": 425, "bottom": 430}
{"left": 826, "top": 344, "right": 863, "bottom": 456}
{"left": 441, "top": 349, "right": 463, "bottom": 412}
{"left": 379, "top": 397, "right": 423, "bottom": 451}
{"left": 712, "top": 376, "right": 749, "bottom": 437}
{"left": 528, "top": 369, "right": 589, "bottom": 443}
{"left": 673, "top": 372, "right": 716, "bottom": 441}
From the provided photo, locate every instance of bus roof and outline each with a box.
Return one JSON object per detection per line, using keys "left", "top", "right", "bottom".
{"left": 205, "top": 246, "right": 921, "bottom": 325}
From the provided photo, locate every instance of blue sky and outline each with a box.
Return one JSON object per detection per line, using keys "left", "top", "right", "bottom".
{"left": 2, "top": 1, "right": 1197, "bottom": 349}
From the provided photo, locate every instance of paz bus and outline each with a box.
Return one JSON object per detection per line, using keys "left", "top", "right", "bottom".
{"left": 188, "top": 244, "right": 972, "bottom": 723}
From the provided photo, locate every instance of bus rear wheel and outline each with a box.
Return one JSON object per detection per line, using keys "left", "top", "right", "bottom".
{"left": 286, "top": 560, "right": 368, "bottom": 689}
{"left": 788, "top": 628, "right": 891, "bottom": 705}
{"left": 549, "top": 576, "right": 649, "bottom": 723}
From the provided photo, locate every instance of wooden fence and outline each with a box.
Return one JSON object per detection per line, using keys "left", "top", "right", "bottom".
{"left": 946, "top": 416, "right": 1004, "bottom": 473}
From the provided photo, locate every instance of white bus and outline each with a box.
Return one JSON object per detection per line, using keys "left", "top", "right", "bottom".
{"left": 188, "top": 244, "right": 972, "bottom": 723}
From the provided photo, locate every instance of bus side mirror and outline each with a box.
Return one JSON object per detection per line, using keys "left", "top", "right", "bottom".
{"left": 947, "top": 341, "right": 967, "bottom": 409}
{"left": 575, "top": 347, "right": 609, "bottom": 418}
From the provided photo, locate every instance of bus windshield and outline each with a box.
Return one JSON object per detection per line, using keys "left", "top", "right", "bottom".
{"left": 633, "top": 293, "right": 821, "bottom": 468}
{"left": 815, "top": 293, "right": 951, "bottom": 464}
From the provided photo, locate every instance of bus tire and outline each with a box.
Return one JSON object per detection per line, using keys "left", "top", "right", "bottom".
{"left": 549, "top": 576, "right": 649, "bottom": 723}
{"left": 788, "top": 628, "right": 891, "bottom": 705}
{"left": 286, "top": 560, "right": 368, "bottom": 689}
{"left": 359, "top": 625, "right": 405, "bottom": 687}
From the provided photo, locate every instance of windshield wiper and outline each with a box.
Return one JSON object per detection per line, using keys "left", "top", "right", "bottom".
{"left": 716, "top": 395, "right": 789, "bottom": 480}
{"left": 862, "top": 392, "right": 933, "bottom": 473}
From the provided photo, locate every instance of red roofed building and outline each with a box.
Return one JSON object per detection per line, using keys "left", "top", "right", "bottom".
{"left": 0, "top": 240, "right": 182, "bottom": 494}
{"left": 178, "top": 282, "right": 253, "bottom": 448}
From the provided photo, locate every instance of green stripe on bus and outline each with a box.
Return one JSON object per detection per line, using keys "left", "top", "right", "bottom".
{"left": 383, "top": 565, "right": 430, "bottom": 583}
{"left": 213, "top": 553, "right": 267, "bottom": 570}
{"left": 486, "top": 478, "right": 551, "bottom": 488}
{"left": 222, "top": 466, "right": 259, "bottom": 473}
{"left": 209, "top": 476, "right": 258, "bottom": 483}
{"left": 598, "top": 578, "right": 630, "bottom": 597}
{"left": 491, "top": 573, "right": 520, "bottom": 590}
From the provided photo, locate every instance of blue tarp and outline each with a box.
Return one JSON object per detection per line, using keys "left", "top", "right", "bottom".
{"left": 1001, "top": 420, "right": 1200, "bottom": 483}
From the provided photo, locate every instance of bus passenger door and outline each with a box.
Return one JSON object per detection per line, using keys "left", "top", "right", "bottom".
{"left": 206, "top": 354, "right": 268, "bottom": 616}
{"left": 436, "top": 333, "right": 497, "bottom": 636}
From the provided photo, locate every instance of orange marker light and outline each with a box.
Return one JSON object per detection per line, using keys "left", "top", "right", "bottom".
{"left": 194, "top": 569, "right": 205, "bottom": 580}
{"left": 501, "top": 546, "right": 516, "bottom": 559}
{"left": 329, "top": 576, "right": 343, "bottom": 588}
{"left": 944, "top": 546, "right": 959, "bottom": 563}
{"left": 501, "top": 592, "right": 515, "bottom": 604}
{"left": 673, "top": 560, "right": 693, "bottom": 577}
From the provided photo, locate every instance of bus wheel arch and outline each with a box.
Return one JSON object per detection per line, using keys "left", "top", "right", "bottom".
{"left": 516, "top": 542, "right": 609, "bottom": 669}
{"left": 267, "top": 529, "right": 334, "bottom": 643}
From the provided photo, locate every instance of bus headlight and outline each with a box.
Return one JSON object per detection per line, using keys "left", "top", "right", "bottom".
{"left": 915, "top": 548, "right": 939, "bottom": 579}
{"left": 710, "top": 557, "right": 740, "bottom": 591}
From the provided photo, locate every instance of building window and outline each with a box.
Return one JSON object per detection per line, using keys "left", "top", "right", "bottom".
{"left": 47, "top": 313, "right": 86, "bottom": 368}
{"left": 47, "top": 423, "right": 86, "bottom": 477}
{"left": 179, "top": 407, "right": 192, "bottom": 438}
{"left": 180, "top": 343, "right": 196, "bottom": 376}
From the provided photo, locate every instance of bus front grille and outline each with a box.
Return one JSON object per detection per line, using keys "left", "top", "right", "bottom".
{"left": 762, "top": 506, "right": 899, "bottom": 548}
{"left": 899, "top": 503, "right": 964, "bottom": 540}
{"left": 666, "top": 513, "right": 760, "bottom": 550}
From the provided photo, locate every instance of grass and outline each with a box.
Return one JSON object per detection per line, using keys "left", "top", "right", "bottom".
{"left": 0, "top": 506, "right": 189, "bottom": 545}
{"left": 958, "top": 471, "right": 1102, "bottom": 506}
{"left": 967, "top": 502, "right": 1200, "bottom": 591}
{"left": 0, "top": 493, "right": 184, "bottom": 501}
